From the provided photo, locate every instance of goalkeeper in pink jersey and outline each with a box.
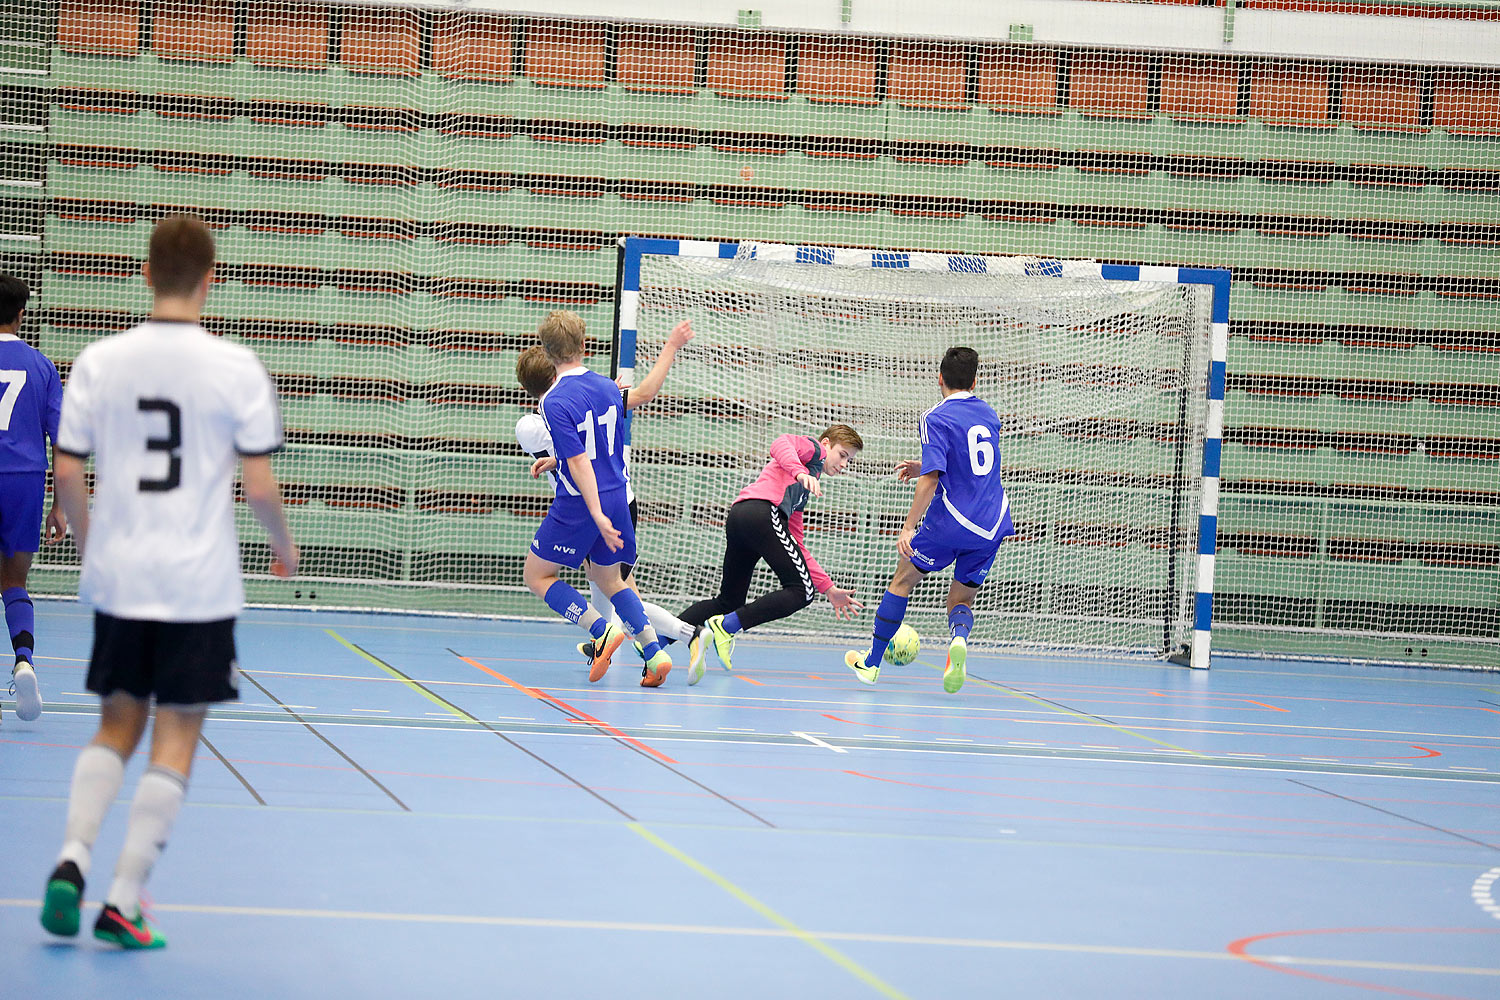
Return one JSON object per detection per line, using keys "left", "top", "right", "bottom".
{"left": 679, "top": 426, "right": 866, "bottom": 684}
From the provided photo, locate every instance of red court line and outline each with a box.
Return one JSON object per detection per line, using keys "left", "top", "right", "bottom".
{"left": 1228, "top": 927, "right": 1500, "bottom": 1000}
{"left": 451, "top": 653, "right": 678, "bottom": 764}
{"left": 736, "top": 675, "right": 766, "bottom": 686}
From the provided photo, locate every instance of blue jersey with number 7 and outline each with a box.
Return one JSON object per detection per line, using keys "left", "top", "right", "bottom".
{"left": 919, "top": 391, "right": 1011, "bottom": 542}
{"left": 0, "top": 336, "right": 62, "bottom": 473}
{"left": 538, "top": 367, "right": 630, "bottom": 498}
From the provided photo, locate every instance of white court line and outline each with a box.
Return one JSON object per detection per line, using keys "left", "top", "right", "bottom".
{"left": 1473, "top": 867, "right": 1500, "bottom": 922}
{"left": 792, "top": 731, "right": 847, "bottom": 754}
{"left": 0, "top": 898, "right": 1496, "bottom": 976}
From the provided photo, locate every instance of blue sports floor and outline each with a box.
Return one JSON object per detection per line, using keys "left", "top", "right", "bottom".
{"left": 3, "top": 599, "right": 1498, "bottom": 999}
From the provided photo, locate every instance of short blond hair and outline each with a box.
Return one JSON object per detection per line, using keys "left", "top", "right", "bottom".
{"left": 821, "top": 424, "right": 864, "bottom": 451}
{"left": 515, "top": 345, "right": 556, "bottom": 399}
{"left": 538, "top": 310, "right": 586, "bottom": 364}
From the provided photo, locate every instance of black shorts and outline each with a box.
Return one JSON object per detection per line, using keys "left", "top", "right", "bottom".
{"left": 85, "top": 613, "right": 240, "bottom": 706}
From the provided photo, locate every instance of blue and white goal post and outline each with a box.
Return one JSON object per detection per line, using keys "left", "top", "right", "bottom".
{"left": 612, "top": 237, "right": 1230, "bottom": 669}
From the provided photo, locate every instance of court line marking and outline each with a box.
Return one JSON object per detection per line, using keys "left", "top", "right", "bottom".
{"left": 1228, "top": 926, "right": 1500, "bottom": 999}
{"left": 1471, "top": 868, "right": 1500, "bottom": 921}
{"left": 628, "top": 823, "right": 912, "bottom": 1000}
{"left": 2, "top": 897, "right": 1496, "bottom": 977}
{"left": 238, "top": 670, "right": 410, "bottom": 812}
{"left": 451, "top": 650, "right": 777, "bottom": 828}
{"left": 448, "top": 649, "right": 677, "bottom": 765}
{"left": 792, "top": 732, "right": 847, "bottom": 754}
{"left": 1290, "top": 780, "right": 1500, "bottom": 853}
{"left": 325, "top": 630, "right": 636, "bottom": 821}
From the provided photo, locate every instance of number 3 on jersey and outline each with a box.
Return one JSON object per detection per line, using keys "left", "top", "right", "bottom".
{"left": 138, "top": 398, "right": 182, "bottom": 492}
{"left": 575, "top": 405, "right": 618, "bottom": 460}
{"left": 966, "top": 424, "right": 995, "bottom": 476}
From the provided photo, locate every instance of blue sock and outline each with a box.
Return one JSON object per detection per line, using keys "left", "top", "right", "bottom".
{"left": 610, "top": 589, "right": 661, "bottom": 660}
{"left": 866, "top": 590, "right": 908, "bottom": 668}
{"left": 4, "top": 587, "right": 33, "bottom": 664}
{"left": 544, "top": 580, "right": 606, "bottom": 639}
{"left": 949, "top": 604, "right": 973, "bottom": 641}
{"left": 722, "top": 612, "right": 742, "bottom": 635}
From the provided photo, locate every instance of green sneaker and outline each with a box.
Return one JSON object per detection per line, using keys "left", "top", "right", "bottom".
{"left": 633, "top": 641, "right": 645, "bottom": 660}
{"left": 943, "top": 636, "right": 967, "bottom": 693}
{"left": 93, "top": 903, "right": 166, "bottom": 950}
{"left": 686, "top": 632, "right": 706, "bottom": 686}
{"left": 577, "top": 640, "right": 595, "bottom": 663}
{"left": 704, "top": 615, "right": 736, "bottom": 672}
{"left": 588, "top": 623, "right": 626, "bottom": 683}
{"left": 845, "top": 650, "right": 880, "bottom": 686}
{"left": 640, "top": 648, "right": 673, "bottom": 688}
{"left": 39, "top": 861, "right": 83, "bottom": 937}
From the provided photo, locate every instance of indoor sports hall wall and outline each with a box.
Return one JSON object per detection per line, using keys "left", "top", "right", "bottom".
{"left": 1, "top": 1, "right": 1494, "bottom": 667}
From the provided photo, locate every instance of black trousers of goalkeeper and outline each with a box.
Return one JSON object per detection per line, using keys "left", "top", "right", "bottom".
{"left": 680, "top": 499, "right": 817, "bottom": 633}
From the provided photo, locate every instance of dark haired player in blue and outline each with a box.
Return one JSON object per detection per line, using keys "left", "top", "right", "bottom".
{"left": 521, "top": 310, "right": 672, "bottom": 687}
{"left": 0, "top": 273, "right": 65, "bottom": 723}
{"left": 846, "top": 346, "right": 1014, "bottom": 693}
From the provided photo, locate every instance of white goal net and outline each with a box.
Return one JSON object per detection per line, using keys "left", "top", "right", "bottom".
{"left": 623, "top": 242, "right": 1217, "bottom": 660}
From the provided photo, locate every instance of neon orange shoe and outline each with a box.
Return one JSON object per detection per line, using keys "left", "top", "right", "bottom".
{"left": 589, "top": 624, "right": 626, "bottom": 682}
{"left": 640, "top": 648, "right": 673, "bottom": 688}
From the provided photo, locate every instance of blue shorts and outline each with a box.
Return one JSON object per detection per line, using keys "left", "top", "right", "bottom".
{"left": 908, "top": 508, "right": 1014, "bottom": 587}
{"left": 530, "top": 488, "right": 636, "bottom": 569}
{"left": 0, "top": 471, "right": 45, "bottom": 557}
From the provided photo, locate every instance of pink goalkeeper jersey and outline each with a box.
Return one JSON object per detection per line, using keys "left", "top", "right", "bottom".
{"left": 735, "top": 434, "right": 834, "bottom": 594}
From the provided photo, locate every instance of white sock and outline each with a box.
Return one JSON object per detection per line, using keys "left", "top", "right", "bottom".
{"left": 588, "top": 580, "right": 624, "bottom": 629}
{"left": 643, "top": 601, "right": 695, "bottom": 643}
{"left": 58, "top": 744, "right": 126, "bottom": 877}
{"left": 105, "top": 765, "right": 187, "bottom": 916}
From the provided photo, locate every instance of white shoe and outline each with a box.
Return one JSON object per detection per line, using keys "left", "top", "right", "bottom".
{"left": 12, "top": 661, "right": 41, "bottom": 721}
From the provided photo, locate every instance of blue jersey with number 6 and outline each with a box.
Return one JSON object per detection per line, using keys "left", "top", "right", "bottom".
{"left": 0, "top": 335, "right": 62, "bottom": 473}
{"left": 919, "top": 391, "right": 1012, "bottom": 543}
{"left": 538, "top": 367, "right": 629, "bottom": 498}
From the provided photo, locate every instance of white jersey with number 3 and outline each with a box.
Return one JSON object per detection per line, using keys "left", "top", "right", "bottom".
{"left": 57, "top": 321, "right": 283, "bottom": 621}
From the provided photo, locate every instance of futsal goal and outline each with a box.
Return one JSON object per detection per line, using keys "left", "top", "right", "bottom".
{"left": 615, "top": 238, "right": 1230, "bottom": 668}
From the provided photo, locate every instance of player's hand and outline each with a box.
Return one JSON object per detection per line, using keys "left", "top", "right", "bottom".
{"left": 44, "top": 504, "right": 66, "bottom": 544}
{"left": 797, "top": 472, "right": 822, "bottom": 498}
{"left": 271, "top": 542, "right": 300, "bottom": 578}
{"left": 894, "top": 459, "right": 922, "bottom": 482}
{"left": 530, "top": 456, "right": 557, "bottom": 479}
{"left": 897, "top": 528, "right": 917, "bottom": 560}
{"left": 827, "top": 586, "right": 864, "bottom": 620}
{"left": 667, "top": 320, "right": 695, "bottom": 350}
{"left": 593, "top": 511, "right": 624, "bottom": 552}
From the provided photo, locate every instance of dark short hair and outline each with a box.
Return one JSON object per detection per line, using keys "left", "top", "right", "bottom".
{"left": 515, "top": 344, "right": 556, "bottom": 399}
{"left": 147, "top": 214, "right": 216, "bottom": 297}
{"left": 941, "top": 346, "right": 979, "bottom": 391}
{"left": 0, "top": 273, "right": 28, "bottom": 326}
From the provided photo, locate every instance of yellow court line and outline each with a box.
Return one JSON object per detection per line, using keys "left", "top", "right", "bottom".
{"left": 323, "top": 629, "right": 467, "bottom": 720}
{"left": 4, "top": 899, "right": 1496, "bottom": 978}
{"left": 917, "top": 656, "right": 1207, "bottom": 758}
{"left": 627, "top": 823, "right": 914, "bottom": 1000}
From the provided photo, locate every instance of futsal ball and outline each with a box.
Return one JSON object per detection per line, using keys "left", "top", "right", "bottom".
{"left": 884, "top": 624, "right": 920, "bottom": 666}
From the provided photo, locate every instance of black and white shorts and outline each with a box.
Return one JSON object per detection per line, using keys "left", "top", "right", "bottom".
{"left": 85, "top": 613, "right": 240, "bottom": 706}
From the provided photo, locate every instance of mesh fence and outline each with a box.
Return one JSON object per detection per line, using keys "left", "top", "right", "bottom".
{"left": 2, "top": 2, "right": 1495, "bottom": 664}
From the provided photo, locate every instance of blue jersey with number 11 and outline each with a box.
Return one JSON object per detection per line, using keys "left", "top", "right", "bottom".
{"left": 919, "top": 391, "right": 1011, "bottom": 542}
{"left": 539, "top": 367, "right": 629, "bottom": 497}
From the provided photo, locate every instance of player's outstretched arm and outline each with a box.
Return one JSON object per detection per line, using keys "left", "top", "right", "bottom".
{"left": 566, "top": 452, "right": 622, "bottom": 551}
{"left": 242, "top": 455, "right": 299, "bottom": 577}
{"left": 53, "top": 454, "right": 89, "bottom": 557}
{"left": 897, "top": 472, "right": 941, "bottom": 559}
{"left": 625, "top": 320, "right": 694, "bottom": 411}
